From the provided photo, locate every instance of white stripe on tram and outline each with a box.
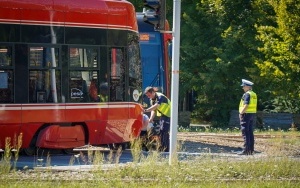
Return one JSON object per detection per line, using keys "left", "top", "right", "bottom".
{"left": 0, "top": 104, "right": 136, "bottom": 110}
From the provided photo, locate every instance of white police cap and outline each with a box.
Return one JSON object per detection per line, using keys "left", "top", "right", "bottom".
{"left": 241, "top": 79, "right": 254, "bottom": 86}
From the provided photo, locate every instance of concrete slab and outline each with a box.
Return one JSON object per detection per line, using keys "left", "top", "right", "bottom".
{"left": 34, "top": 163, "right": 132, "bottom": 172}
{"left": 73, "top": 145, "right": 110, "bottom": 152}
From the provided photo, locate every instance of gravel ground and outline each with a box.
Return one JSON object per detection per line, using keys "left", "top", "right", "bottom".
{"left": 178, "top": 132, "right": 250, "bottom": 154}
{"left": 177, "top": 132, "right": 299, "bottom": 156}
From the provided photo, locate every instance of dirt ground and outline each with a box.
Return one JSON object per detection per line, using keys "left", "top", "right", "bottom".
{"left": 177, "top": 132, "right": 300, "bottom": 156}
{"left": 178, "top": 132, "right": 246, "bottom": 154}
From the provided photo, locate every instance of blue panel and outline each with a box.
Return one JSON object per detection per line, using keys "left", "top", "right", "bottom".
{"left": 137, "top": 13, "right": 166, "bottom": 93}
{"left": 140, "top": 37, "right": 163, "bottom": 90}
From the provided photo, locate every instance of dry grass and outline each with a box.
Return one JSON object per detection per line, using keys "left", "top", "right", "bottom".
{"left": 0, "top": 132, "right": 299, "bottom": 187}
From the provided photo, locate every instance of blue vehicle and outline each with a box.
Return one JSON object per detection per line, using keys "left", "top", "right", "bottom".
{"left": 136, "top": 12, "right": 172, "bottom": 109}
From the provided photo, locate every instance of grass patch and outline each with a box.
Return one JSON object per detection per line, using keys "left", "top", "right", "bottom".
{"left": 0, "top": 156, "right": 299, "bottom": 187}
{"left": 179, "top": 124, "right": 300, "bottom": 136}
{"left": 1, "top": 132, "right": 299, "bottom": 187}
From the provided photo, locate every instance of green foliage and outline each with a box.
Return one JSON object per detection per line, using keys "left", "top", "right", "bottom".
{"left": 180, "top": 0, "right": 260, "bottom": 126}
{"left": 263, "top": 96, "right": 300, "bottom": 113}
{"left": 180, "top": 0, "right": 300, "bottom": 125}
{"left": 130, "top": 0, "right": 300, "bottom": 125}
{"left": 254, "top": 0, "right": 300, "bottom": 113}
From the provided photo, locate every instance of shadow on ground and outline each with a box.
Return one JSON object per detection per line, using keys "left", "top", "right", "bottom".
{"left": 179, "top": 140, "right": 242, "bottom": 154}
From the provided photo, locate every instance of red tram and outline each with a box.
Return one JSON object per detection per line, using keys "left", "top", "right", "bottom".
{"left": 0, "top": 0, "right": 143, "bottom": 155}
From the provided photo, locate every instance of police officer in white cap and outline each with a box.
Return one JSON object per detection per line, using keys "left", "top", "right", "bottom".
{"left": 238, "top": 79, "right": 257, "bottom": 155}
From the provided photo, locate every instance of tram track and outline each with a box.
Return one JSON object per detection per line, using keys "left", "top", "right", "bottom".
{"left": 177, "top": 132, "right": 300, "bottom": 156}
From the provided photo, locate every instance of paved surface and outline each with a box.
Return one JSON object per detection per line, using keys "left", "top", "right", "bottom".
{"left": 9, "top": 147, "right": 299, "bottom": 173}
{"left": 31, "top": 150, "right": 269, "bottom": 172}
{"left": 11, "top": 148, "right": 133, "bottom": 170}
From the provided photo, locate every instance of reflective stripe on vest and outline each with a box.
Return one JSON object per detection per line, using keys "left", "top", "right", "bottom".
{"left": 239, "top": 90, "right": 257, "bottom": 113}
{"left": 156, "top": 92, "right": 171, "bottom": 117}
{"left": 98, "top": 95, "right": 108, "bottom": 102}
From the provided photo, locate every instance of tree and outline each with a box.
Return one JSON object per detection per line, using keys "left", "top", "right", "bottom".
{"left": 180, "top": 0, "right": 260, "bottom": 126}
{"left": 130, "top": 0, "right": 300, "bottom": 125}
{"left": 254, "top": 0, "right": 300, "bottom": 113}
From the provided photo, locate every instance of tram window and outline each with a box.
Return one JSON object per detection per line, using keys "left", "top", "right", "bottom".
{"left": 28, "top": 46, "right": 61, "bottom": 103}
{"left": 21, "top": 24, "right": 64, "bottom": 44}
{"left": 0, "top": 70, "right": 13, "bottom": 103}
{"left": 0, "top": 24, "right": 20, "bottom": 42}
{"left": 110, "top": 48, "right": 125, "bottom": 101}
{"left": 0, "top": 46, "right": 14, "bottom": 103}
{"left": 128, "top": 40, "right": 141, "bottom": 80}
{"left": 69, "top": 71, "right": 99, "bottom": 102}
{"left": 128, "top": 37, "right": 142, "bottom": 102}
{"left": 29, "top": 70, "right": 61, "bottom": 103}
{"left": 65, "top": 27, "right": 106, "bottom": 45}
{"left": 69, "top": 48, "right": 98, "bottom": 68}
{"left": 29, "top": 47, "right": 59, "bottom": 67}
{"left": 0, "top": 46, "right": 12, "bottom": 66}
{"left": 0, "top": 72, "right": 8, "bottom": 88}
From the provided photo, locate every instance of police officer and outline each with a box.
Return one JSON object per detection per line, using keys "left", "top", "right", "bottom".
{"left": 238, "top": 79, "right": 257, "bottom": 155}
{"left": 98, "top": 82, "right": 108, "bottom": 102}
{"left": 143, "top": 86, "right": 171, "bottom": 152}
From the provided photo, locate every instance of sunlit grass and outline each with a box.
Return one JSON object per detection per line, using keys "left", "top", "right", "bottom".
{"left": 179, "top": 124, "right": 300, "bottom": 136}
{"left": 0, "top": 132, "right": 299, "bottom": 187}
{"left": 1, "top": 155, "right": 299, "bottom": 187}
{"left": 0, "top": 180, "right": 299, "bottom": 188}
{"left": 0, "top": 133, "right": 23, "bottom": 174}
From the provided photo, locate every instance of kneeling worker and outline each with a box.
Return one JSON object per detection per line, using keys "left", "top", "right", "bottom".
{"left": 140, "top": 114, "right": 154, "bottom": 136}
{"left": 143, "top": 87, "right": 171, "bottom": 152}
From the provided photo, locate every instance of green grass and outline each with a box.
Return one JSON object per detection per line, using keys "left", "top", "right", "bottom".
{"left": 0, "top": 156, "right": 299, "bottom": 187}
{"left": 179, "top": 124, "right": 300, "bottom": 135}
{"left": 0, "top": 179, "right": 299, "bottom": 188}
{"left": 0, "top": 132, "right": 299, "bottom": 187}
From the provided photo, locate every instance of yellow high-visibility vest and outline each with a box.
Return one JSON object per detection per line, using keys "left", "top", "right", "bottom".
{"left": 153, "top": 92, "right": 171, "bottom": 117}
{"left": 98, "top": 95, "right": 108, "bottom": 102}
{"left": 239, "top": 90, "right": 257, "bottom": 113}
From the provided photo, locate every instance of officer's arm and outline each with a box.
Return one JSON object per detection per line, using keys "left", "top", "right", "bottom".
{"left": 145, "top": 103, "right": 160, "bottom": 123}
{"left": 145, "top": 103, "right": 159, "bottom": 113}
{"left": 240, "top": 93, "right": 250, "bottom": 114}
{"left": 240, "top": 104, "right": 248, "bottom": 115}
{"left": 149, "top": 110, "right": 156, "bottom": 123}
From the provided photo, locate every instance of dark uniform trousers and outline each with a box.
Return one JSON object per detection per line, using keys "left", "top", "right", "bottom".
{"left": 159, "top": 116, "right": 170, "bottom": 152}
{"left": 240, "top": 113, "right": 255, "bottom": 153}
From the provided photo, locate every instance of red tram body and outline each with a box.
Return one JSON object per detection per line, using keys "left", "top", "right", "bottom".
{"left": 0, "top": 0, "right": 143, "bottom": 154}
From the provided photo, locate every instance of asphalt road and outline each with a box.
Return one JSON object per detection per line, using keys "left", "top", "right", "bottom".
{"left": 8, "top": 148, "right": 204, "bottom": 171}
{"left": 9, "top": 149, "right": 136, "bottom": 170}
